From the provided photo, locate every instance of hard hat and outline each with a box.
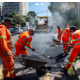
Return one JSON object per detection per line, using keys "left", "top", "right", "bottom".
{"left": 69, "top": 25, "right": 78, "bottom": 31}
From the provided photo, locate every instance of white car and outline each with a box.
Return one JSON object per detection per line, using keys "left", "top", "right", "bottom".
{"left": 14, "top": 27, "right": 23, "bottom": 34}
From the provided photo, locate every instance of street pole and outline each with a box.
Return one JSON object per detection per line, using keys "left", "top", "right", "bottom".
{"left": 78, "top": 2, "right": 79, "bottom": 20}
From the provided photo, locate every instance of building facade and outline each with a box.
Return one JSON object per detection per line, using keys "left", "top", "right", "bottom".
{"left": 3, "top": 2, "right": 29, "bottom": 16}
{"left": 0, "top": 3, "right": 3, "bottom": 16}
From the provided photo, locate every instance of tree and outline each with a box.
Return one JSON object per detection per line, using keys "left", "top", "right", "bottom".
{"left": 7, "top": 12, "right": 17, "bottom": 18}
{"left": 12, "top": 14, "right": 26, "bottom": 27}
{"left": 27, "top": 11, "right": 37, "bottom": 18}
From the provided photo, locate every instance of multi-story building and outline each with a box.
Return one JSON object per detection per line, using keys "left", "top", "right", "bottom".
{"left": 0, "top": 3, "right": 3, "bottom": 16}
{"left": 3, "top": 2, "right": 29, "bottom": 16}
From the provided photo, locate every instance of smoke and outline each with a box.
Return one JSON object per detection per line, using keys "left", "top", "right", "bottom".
{"left": 48, "top": 11, "right": 66, "bottom": 33}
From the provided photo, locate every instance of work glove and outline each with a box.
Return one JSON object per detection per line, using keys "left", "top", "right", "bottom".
{"left": 32, "top": 48, "right": 35, "bottom": 51}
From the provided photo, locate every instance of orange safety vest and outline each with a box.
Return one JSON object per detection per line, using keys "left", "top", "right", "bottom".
{"left": 16, "top": 32, "right": 32, "bottom": 48}
{"left": 62, "top": 28, "right": 71, "bottom": 40}
{"left": 58, "top": 28, "right": 62, "bottom": 35}
{"left": 7, "top": 29, "right": 14, "bottom": 49}
{"left": 72, "top": 30, "right": 80, "bottom": 48}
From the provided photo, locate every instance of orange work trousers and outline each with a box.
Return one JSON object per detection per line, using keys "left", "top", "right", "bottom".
{"left": 58, "top": 34, "right": 62, "bottom": 43}
{"left": 13, "top": 44, "right": 29, "bottom": 57}
{"left": 0, "top": 49, "right": 16, "bottom": 79}
{"left": 65, "top": 47, "right": 80, "bottom": 70}
{"left": 62, "top": 39, "right": 69, "bottom": 54}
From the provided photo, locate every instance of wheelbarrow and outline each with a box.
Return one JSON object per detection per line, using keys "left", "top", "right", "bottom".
{"left": 8, "top": 53, "right": 48, "bottom": 76}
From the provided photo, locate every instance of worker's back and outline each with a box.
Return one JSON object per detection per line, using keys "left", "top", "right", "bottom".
{"left": 72, "top": 30, "right": 80, "bottom": 48}
{"left": 16, "top": 31, "right": 32, "bottom": 47}
{"left": 62, "top": 28, "right": 71, "bottom": 40}
{"left": 58, "top": 28, "right": 62, "bottom": 35}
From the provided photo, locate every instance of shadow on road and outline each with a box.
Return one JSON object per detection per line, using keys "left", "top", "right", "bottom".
{"left": 15, "top": 67, "right": 40, "bottom": 80}
{"left": 55, "top": 53, "right": 67, "bottom": 62}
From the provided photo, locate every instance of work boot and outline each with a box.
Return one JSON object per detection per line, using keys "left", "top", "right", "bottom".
{"left": 11, "top": 76, "right": 22, "bottom": 80}
{"left": 60, "top": 65, "right": 67, "bottom": 73}
{"left": 4, "top": 77, "right": 10, "bottom": 80}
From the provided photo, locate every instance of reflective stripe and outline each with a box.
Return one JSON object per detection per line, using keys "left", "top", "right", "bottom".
{"left": 27, "top": 36, "right": 31, "bottom": 37}
{"left": 68, "top": 62, "right": 72, "bottom": 64}
{"left": 73, "top": 33, "right": 77, "bottom": 39}
{"left": 9, "top": 70, "right": 14, "bottom": 74}
{"left": 8, "top": 44, "right": 14, "bottom": 46}
{"left": 63, "top": 43, "right": 69, "bottom": 44}
{"left": 65, "top": 50, "right": 68, "bottom": 52}
{"left": 3, "top": 68, "right": 7, "bottom": 70}
{"left": 72, "top": 39, "right": 76, "bottom": 41}
{"left": 7, "top": 41, "right": 14, "bottom": 43}
{"left": 72, "top": 33, "right": 80, "bottom": 42}
{"left": 27, "top": 42, "right": 30, "bottom": 44}
{"left": 74, "top": 43, "right": 80, "bottom": 45}
{"left": 17, "top": 40, "right": 25, "bottom": 47}
{"left": 64, "top": 32, "right": 70, "bottom": 35}
{"left": 63, "top": 35, "right": 69, "bottom": 38}
{"left": 19, "top": 36, "right": 27, "bottom": 44}
{"left": 0, "top": 36, "right": 6, "bottom": 38}
{"left": 76, "top": 38, "right": 80, "bottom": 41}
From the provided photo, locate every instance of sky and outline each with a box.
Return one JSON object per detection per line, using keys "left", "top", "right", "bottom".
{"left": 29, "top": 2, "right": 52, "bottom": 17}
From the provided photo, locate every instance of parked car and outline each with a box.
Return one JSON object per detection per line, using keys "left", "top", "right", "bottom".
{"left": 9, "top": 28, "right": 17, "bottom": 36}
{"left": 14, "top": 27, "right": 23, "bottom": 34}
{"left": 21, "top": 27, "right": 28, "bottom": 31}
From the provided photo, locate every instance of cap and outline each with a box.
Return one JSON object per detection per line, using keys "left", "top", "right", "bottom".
{"left": 29, "top": 28, "right": 35, "bottom": 32}
{"left": 4, "top": 18, "right": 14, "bottom": 24}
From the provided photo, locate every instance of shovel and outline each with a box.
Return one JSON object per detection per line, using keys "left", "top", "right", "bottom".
{"left": 53, "top": 39, "right": 72, "bottom": 45}
{"left": 35, "top": 50, "right": 53, "bottom": 59}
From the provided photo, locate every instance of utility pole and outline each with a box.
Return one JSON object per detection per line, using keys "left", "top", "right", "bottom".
{"left": 78, "top": 2, "right": 79, "bottom": 20}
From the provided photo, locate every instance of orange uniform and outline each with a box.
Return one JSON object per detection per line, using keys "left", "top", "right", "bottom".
{"left": 13, "top": 31, "right": 33, "bottom": 56}
{"left": 0, "top": 25, "right": 16, "bottom": 79}
{"left": 65, "top": 30, "right": 80, "bottom": 70}
{"left": 58, "top": 28, "right": 62, "bottom": 43}
{"left": 62, "top": 28, "right": 71, "bottom": 54}
{"left": 7, "top": 29, "right": 14, "bottom": 50}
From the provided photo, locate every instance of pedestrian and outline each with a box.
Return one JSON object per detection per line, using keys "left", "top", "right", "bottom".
{"left": 62, "top": 27, "right": 71, "bottom": 55}
{"left": 57, "top": 25, "right": 62, "bottom": 43}
{"left": 0, "top": 18, "right": 21, "bottom": 80}
{"left": 62, "top": 26, "right": 79, "bottom": 72}
{"left": 13, "top": 28, "right": 35, "bottom": 57}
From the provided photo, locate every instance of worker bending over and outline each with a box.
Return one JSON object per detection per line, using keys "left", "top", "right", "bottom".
{"left": 62, "top": 26, "right": 79, "bottom": 72}
{"left": 13, "top": 29, "right": 35, "bottom": 57}
{"left": 57, "top": 25, "right": 62, "bottom": 43}
{"left": 62, "top": 27, "right": 71, "bottom": 55}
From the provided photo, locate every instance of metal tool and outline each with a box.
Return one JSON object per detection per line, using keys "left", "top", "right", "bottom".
{"left": 35, "top": 50, "right": 53, "bottom": 59}
{"left": 8, "top": 53, "right": 25, "bottom": 66}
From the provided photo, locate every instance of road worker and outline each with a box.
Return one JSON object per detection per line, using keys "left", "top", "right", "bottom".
{"left": 62, "top": 27, "right": 71, "bottom": 55}
{"left": 0, "top": 18, "right": 21, "bottom": 80}
{"left": 13, "top": 28, "right": 35, "bottom": 57}
{"left": 57, "top": 26, "right": 62, "bottom": 43}
{"left": 62, "top": 26, "right": 78, "bottom": 72}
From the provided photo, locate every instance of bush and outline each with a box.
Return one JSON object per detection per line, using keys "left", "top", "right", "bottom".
{"left": 69, "top": 20, "right": 80, "bottom": 29}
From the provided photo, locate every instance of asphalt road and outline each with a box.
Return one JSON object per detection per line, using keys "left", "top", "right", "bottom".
{"left": 0, "top": 32, "right": 72, "bottom": 80}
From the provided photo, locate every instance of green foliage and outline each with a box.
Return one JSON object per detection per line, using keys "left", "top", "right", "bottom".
{"left": 69, "top": 20, "right": 80, "bottom": 29}
{"left": 7, "top": 12, "right": 17, "bottom": 18}
{"left": 27, "top": 11, "right": 37, "bottom": 18}
{"left": 24, "top": 15, "right": 38, "bottom": 26}
{"left": 12, "top": 14, "right": 26, "bottom": 26}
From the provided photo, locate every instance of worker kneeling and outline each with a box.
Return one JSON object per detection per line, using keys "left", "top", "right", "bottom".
{"left": 13, "top": 29, "right": 35, "bottom": 57}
